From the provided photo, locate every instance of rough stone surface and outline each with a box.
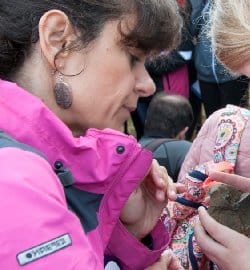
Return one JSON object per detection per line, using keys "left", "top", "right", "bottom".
{"left": 208, "top": 184, "right": 250, "bottom": 237}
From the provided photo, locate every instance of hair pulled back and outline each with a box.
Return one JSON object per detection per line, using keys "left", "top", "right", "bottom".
{"left": 0, "top": 0, "right": 182, "bottom": 80}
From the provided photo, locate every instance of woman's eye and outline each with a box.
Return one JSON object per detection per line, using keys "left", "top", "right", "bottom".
{"left": 129, "top": 54, "right": 140, "bottom": 67}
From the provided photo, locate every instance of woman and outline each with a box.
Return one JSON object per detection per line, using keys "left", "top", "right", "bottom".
{"left": 0, "top": 1, "right": 183, "bottom": 269}
{"left": 191, "top": 1, "right": 250, "bottom": 268}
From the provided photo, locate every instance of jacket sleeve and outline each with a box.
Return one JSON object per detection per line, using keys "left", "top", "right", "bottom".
{"left": 0, "top": 148, "right": 104, "bottom": 270}
{"left": 105, "top": 220, "right": 170, "bottom": 270}
{"left": 189, "top": 0, "right": 207, "bottom": 37}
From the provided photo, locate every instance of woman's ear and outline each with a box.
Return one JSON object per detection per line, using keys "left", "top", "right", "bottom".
{"left": 176, "top": 126, "right": 189, "bottom": 140}
{"left": 38, "top": 10, "right": 75, "bottom": 69}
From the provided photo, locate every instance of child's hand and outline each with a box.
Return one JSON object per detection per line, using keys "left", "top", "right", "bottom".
{"left": 203, "top": 161, "right": 234, "bottom": 192}
{"left": 208, "top": 171, "right": 250, "bottom": 193}
{"left": 195, "top": 207, "right": 250, "bottom": 270}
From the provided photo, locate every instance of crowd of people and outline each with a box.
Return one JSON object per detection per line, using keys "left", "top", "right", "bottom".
{"left": 131, "top": 0, "right": 249, "bottom": 141}
{"left": 0, "top": 0, "right": 250, "bottom": 270}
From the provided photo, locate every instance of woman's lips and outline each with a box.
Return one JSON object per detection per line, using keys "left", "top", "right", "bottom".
{"left": 124, "top": 106, "right": 136, "bottom": 113}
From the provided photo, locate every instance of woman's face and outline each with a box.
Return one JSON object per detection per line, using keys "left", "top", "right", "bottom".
{"left": 63, "top": 20, "right": 155, "bottom": 135}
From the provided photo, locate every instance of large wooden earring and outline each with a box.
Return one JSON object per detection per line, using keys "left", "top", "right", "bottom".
{"left": 54, "top": 73, "right": 72, "bottom": 109}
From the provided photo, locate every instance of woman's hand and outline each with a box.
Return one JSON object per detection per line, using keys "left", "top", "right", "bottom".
{"left": 195, "top": 207, "right": 250, "bottom": 270}
{"left": 145, "top": 250, "right": 184, "bottom": 270}
{"left": 120, "top": 159, "right": 184, "bottom": 239}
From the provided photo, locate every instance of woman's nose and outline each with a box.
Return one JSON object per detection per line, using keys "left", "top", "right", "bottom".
{"left": 135, "top": 68, "right": 156, "bottom": 97}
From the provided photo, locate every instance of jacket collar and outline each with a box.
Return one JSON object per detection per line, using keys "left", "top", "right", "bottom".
{"left": 0, "top": 80, "right": 152, "bottom": 193}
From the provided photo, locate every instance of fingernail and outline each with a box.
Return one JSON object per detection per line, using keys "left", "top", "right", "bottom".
{"left": 170, "top": 190, "right": 176, "bottom": 196}
{"left": 160, "top": 177, "right": 165, "bottom": 185}
{"left": 157, "top": 190, "right": 165, "bottom": 201}
{"left": 168, "top": 191, "right": 176, "bottom": 199}
{"left": 198, "top": 206, "right": 207, "bottom": 213}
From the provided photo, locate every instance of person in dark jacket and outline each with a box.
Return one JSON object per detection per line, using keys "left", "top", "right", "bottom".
{"left": 139, "top": 93, "right": 193, "bottom": 181}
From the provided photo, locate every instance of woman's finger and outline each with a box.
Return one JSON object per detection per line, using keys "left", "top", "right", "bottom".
{"left": 166, "top": 175, "right": 178, "bottom": 201}
{"left": 149, "top": 160, "right": 171, "bottom": 202}
{"left": 175, "top": 183, "right": 186, "bottom": 193}
{"left": 151, "top": 159, "right": 168, "bottom": 188}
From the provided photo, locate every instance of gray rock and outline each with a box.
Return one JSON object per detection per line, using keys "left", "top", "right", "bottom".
{"left": 208, "top": 184, "right": 250, "bottom": 236}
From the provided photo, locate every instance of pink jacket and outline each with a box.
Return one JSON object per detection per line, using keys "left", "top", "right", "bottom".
{"left": 0, "top": 80, "right": 170, "bottom": 270}
{"left": 178, "top": 107, "right": 250, "bottom": 181}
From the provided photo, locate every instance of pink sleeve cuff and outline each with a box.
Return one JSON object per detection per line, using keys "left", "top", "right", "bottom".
{"left": 105, "top": 219, "right": 170, "bottom": 270}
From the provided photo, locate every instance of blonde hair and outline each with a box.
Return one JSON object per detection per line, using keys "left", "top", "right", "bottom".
{"left": 211, "top": 0, "right": 250, "bottom": 72}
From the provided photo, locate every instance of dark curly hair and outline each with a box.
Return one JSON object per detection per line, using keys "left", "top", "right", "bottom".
{"left": 0, "top": 0, "right": 182, "bottom": 80}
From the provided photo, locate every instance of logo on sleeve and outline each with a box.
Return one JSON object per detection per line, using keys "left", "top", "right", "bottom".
{"left": 17, "top": 234, "right": 72, "bottom": 266}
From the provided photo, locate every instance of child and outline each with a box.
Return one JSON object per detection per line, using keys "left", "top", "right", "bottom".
{"left": 163, "top": 104, "right": 250, "bottom": 269}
